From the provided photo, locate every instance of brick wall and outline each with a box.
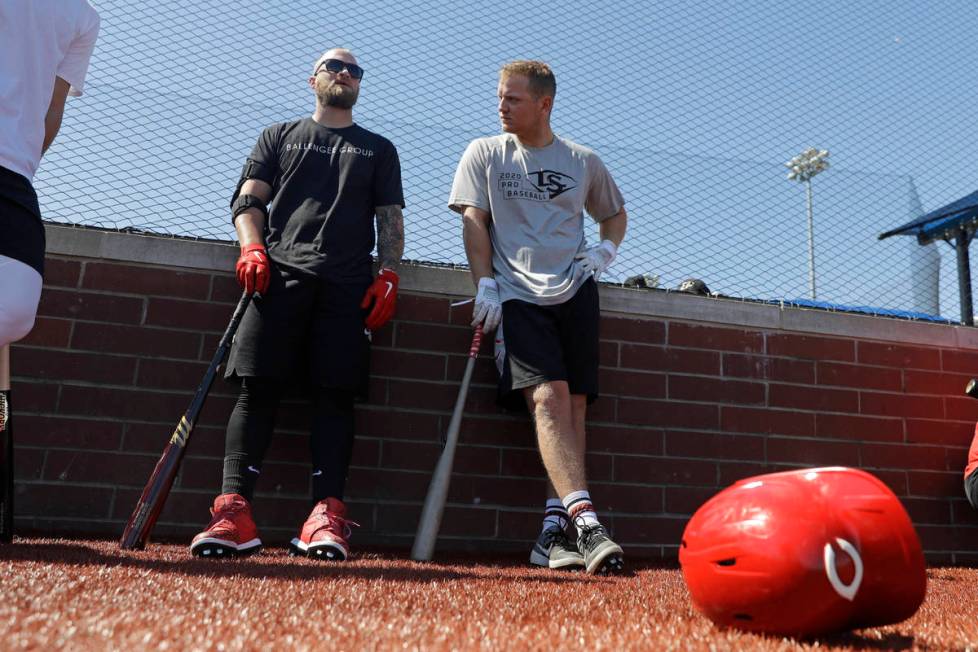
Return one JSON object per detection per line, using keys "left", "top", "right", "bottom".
{"left": 9, "top": 226, "right": 978, "bottom": 563}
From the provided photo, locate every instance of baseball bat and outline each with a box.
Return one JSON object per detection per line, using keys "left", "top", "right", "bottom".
{"left": 411, "top": 325, "right": 483, "bottom": 561}
{"left": 0, "top": 345, "right": 12, "bottom": 543}
{"left": 119, "top": 291, "right": 252, "bottom": 550}
{"left": 966, "top": 379, "right": 978, "bottom": 399}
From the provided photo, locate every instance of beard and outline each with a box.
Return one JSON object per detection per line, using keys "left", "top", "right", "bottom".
{"left": 315, "top": 76, "right": 359, "bottom": 109}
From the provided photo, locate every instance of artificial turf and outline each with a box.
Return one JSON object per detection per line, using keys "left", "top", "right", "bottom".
{"left": 1, "top": 538, "right": 976, "bottom": 651}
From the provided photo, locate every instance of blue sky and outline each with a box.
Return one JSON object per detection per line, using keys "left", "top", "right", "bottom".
{"left": 35, "top": 0, "right": 978, "bottom": 318}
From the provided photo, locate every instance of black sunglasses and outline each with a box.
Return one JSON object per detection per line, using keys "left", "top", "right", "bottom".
{"left": 316, "top": 59, "right": 364, "bottom": 80}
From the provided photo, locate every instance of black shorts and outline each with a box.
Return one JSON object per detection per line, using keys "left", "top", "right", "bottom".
{"left": 225, "top": 264, "right": 372, "bottom": 399}
{"left": 498, "top": 278, "right": 600, "bottom": 409}
{"left": 967, "top": 469, "right": 978, "bottom": 510}
{"left": 0, "top": 166, "right": 45, "bottom": 276}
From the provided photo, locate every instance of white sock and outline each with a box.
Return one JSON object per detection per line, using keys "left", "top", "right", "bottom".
{"left": 541, "top": 498, "right": 569, "bottom": 533}
{"left": 562, "top": 490, "right": 600, "bottom": 529}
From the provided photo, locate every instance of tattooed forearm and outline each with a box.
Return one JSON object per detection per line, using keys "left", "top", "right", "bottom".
{"left": 375, "top": 204, "right": 405, "bottom": 270}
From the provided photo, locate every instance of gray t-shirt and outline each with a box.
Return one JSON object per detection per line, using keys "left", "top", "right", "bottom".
{"left": 449, "top": 133, "right": 624, "bottom": 305}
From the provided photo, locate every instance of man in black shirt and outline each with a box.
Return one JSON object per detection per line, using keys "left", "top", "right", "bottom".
{"left": 190, "top": 48, "right": 405, "bottom": 561}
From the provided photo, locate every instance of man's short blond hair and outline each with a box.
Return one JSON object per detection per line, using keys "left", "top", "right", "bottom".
{"left": 500, "top": 60, "right": 556, "bottom": 98}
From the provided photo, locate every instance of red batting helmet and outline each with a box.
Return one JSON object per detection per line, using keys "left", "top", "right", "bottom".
{"left": 679, "top": 467, "right": 926, "bottom": 637}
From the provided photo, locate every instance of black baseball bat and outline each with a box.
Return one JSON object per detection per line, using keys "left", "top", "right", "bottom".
{"left": 119, "top": 291, "right": 252, "bottom": 550}
{"left": 0, "top": 344, "right": 12, "bottom": 543}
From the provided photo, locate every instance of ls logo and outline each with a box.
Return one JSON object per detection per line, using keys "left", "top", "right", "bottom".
{"left": 528, "top": 170, "right": 576, "bottom": 199}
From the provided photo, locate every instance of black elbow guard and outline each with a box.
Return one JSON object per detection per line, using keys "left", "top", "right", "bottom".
{"left": 231, "top": 194, "right": 268, "bottom": 224}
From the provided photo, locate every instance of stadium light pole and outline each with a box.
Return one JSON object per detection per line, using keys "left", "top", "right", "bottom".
{"left": 786, "top": 148, "right": 830, "bottom": 300}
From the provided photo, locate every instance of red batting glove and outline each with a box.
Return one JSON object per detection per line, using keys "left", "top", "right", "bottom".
{"left": 236, "top": 243, "right": 270, "bottom": 295}
{"left": 361, "top": 268, "right": 399, "bottom": 330}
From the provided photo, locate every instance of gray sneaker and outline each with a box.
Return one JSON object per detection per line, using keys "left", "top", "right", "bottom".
{"left": 530, "top": 525, "right": 585, "bottom": 570}
{"left": 576, "top": 523, "right": 625, "bottom": 575}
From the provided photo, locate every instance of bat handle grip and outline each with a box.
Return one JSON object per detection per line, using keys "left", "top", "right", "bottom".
{"left": 469, "top": 325, "right": 483, "bottom": 358}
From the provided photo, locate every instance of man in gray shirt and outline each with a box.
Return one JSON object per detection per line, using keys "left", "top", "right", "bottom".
{"left": 449, "top": 60, "right": 628, "bottom": 574}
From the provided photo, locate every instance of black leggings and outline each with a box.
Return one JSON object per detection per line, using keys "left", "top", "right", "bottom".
{"left": 221, "top": 377, "right": 356, "bottom": 502}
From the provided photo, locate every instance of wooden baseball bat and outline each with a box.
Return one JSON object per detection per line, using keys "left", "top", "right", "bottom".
{"left": 411, "top": 325, "right": 483, "bottom": 561}
{"left": 119, "top": 292, "right": 252, "bottom": 550}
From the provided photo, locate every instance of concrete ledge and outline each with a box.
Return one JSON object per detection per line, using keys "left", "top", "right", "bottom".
{"left": 44, "top": 223, "right": 977, "bottom": 349}
{"left": 46, "top": 224, "right": 238, "bottom": 271}
{"left": 600, "top": 288, "right": 783, "bottom": 329}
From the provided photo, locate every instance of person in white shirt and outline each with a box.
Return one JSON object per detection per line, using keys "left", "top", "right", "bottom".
{"left": 449, "top": 60, "right": 628, "bottom": 574}
{"left": 0, "top": 0, "right": 99, "bottom": 542}
{"left": 0, "top": 0, "right": 99, "bottom": 345}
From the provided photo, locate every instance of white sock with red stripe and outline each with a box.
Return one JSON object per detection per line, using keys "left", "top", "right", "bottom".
{"left": 541, "top": 498, "right": 569, "bottom": 533}
{"left": 562, "top": 490, "right": 600, "bottom": 529}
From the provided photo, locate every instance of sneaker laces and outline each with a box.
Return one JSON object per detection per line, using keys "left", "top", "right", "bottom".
{"left": 310, "top": 509, "right": 360, "bottom": 540}
{"left": 206, "top": 499, "right": 248, "bottom": 534}
{"left": 577, "top": 523, "right": 608, "bottom": 552}
{"left": 541, "top": 526, "right": 571, "bottom": 549}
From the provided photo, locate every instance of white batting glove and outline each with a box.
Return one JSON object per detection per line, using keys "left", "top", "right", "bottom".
{"left": 472, "top": 277, "right": 502, "bottom": 332}
{"left": 575, "top": 239, "right": 617, "bottom": 282}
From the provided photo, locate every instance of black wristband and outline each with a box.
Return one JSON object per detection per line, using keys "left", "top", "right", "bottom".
{"left": 231, "top": 194, "right": 268, "bottom": 224}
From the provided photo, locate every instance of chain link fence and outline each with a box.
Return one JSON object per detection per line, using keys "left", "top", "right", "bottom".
{"left": 35, "top": 0, "right": 978, "bottom": 320}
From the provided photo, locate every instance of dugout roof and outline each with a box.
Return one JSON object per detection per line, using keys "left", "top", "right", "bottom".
{"left": 879, "top": 189, "right": 978, "bottom": 245}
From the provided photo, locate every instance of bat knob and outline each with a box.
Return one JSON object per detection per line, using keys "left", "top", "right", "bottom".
{"left": 966, "top": 379, "right": 978, "bottom": 399}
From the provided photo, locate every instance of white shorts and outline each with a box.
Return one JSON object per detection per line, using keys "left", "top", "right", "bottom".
{"left": 0, "top": 254, "right": 42, "bottom": 347}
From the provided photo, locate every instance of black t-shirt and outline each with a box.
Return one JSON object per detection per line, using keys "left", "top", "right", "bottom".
{"left": 235, "top": 118, "right": 404, "bottom": 282}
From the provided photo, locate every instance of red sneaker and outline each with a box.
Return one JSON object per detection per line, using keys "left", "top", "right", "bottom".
{"left": 190, "top": 493, "right": 262, "bottom": 558}
{"left": 289, "top": 497, "right": 358, "bottom": 561}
